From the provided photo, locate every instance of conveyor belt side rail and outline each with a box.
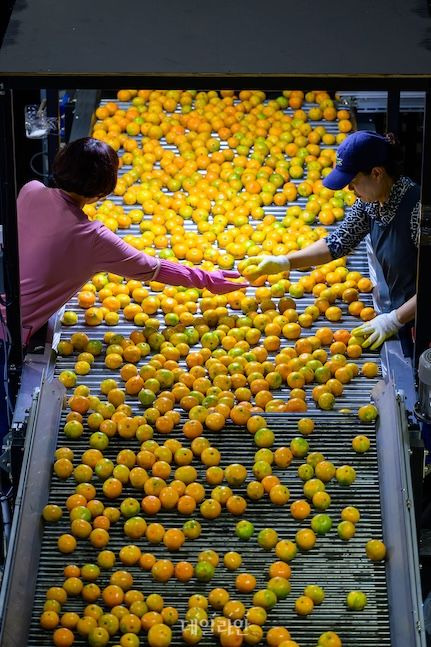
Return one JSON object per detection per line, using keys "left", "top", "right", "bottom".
{"left": 0, "top": 378, "right": 65, "bottom": 647}
{"left": 374, "top": 381, "right": 426, "bottom": 646}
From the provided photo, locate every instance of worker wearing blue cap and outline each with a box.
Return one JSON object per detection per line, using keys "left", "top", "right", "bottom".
{"left": 243, "top": 131, "right": 420, "bottom": 354}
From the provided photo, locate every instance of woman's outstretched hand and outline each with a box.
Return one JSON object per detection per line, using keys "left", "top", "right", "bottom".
{"left": 203, "top": 269, "right": 248, "bottom": 294}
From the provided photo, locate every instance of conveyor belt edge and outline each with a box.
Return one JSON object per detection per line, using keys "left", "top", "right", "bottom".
{"left": 0, "top": 378, "right": 65, "bottom": 647}
{"left": 374, "top": 380, "right": 426, "bottom": 647}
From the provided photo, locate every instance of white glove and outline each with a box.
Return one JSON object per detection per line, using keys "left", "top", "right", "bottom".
{"left": 241, "top": 255, "right": 290, "bottom": 281}
{"left": 351, "top": 310, "right": 402, "bottom": 350}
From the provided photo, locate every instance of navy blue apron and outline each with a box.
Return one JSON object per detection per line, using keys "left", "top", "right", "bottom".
{"left": 369, "top": 182, "right": 419, "bottom": 356}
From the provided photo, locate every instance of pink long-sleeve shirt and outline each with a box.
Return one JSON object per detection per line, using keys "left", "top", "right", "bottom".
{"left": 16, "top": 181, "right": 244, "bottom": 344}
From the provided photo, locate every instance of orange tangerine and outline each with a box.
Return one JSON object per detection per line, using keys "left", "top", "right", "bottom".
{"left": 341, "top": 506, "right": 361, "bottom": 524}
{"left": 362, "top": 362, "right": 378, "bottom": 378}
{"left": 297, "top": 418, "right": 314, "bottom": 435}
{"left": 317, "top": 632, "right": 342, "bottom": 647}
{"left": 365, "top": 539, "right": 386, "bottom": 561}
{"left": 269, "top": 484, "right": 290, "bottom": 506}
{"left": 235, "top": 573, "right": 257, "bottom": 593}
{"left": 102, "top": 584, "right": 124, "bottom": 608}
{"left": 139, "top": 553, "right": 157, "bottom": 570}
{"left": 53, "top": 627, "right": 75, "bottom": 646}
{"left": 294, "top": 595, "right": 314, "bottom": 616}
{"left": 274, "top": 447, "right": 293, "bottom": 468}
{"left": 267, "top": 627, "right": 291, "bottom": 646}
{"left": 163, "top": 528, "right": 185, "bottom": 551}
{"left": 269, "top": 560, "right": 292, "bottom": 579}
{"left": 151, "top": 559, "right": 175, "bottom": 583}
{"left": 146, "top": 522, "right": 165, "bottom": 544}
{"left": 295, "top": 528, "right": 316, "bottom": 550}
{"left": 40, "top": 611, "right": 60, "bottom": 630}
{"left": 175, "top": 561, "right": 194, "bottom": 582}
{"left": 200, "top": 498, "right": 222, "bottom": 519}
{"left": 226, "top": 495, "right": 247, "bottom": 516}
{"left": 223, "top": 551, "right": 242, "bottom": 570}
{"left": 290, "top": 499, "right": 311, "bottom": 520}
{"left": 57, "top": 534, "right": 77, "bottom": 554}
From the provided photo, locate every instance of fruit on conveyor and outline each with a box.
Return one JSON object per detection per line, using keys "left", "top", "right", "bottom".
{"left": 36, "top": 89, "right": 386, "bottom": 647}
{"left": 346, "top": 590, "right": 367, "bottom": 610}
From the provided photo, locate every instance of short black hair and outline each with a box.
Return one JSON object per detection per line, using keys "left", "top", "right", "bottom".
{"left": 52, "top": 137, "right": 119, "bottom": 198}
{"left": 360, "top": 133, "right": 403, "bottom": 180}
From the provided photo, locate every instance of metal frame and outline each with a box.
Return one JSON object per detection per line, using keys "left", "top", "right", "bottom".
{"left": 0, "top": 86, "right": 61, "bottom": 405}
{"left": 386, "top": 90, "right": 401, "bottom": 136}
{"left": 45, "top": 89, "right": 60, "bottom": 184}
{"left": 374, "top": 379, "right": 426, "bottom": 646}
{"left": 337, "top": 91, "right": 426, "bottom": 113}
{"left": 69, "top": 89, "right": 100, "bottom": 141}
{"left": 0, "top": 311, "right": 59, "bottom": 489}
{"left": 3, "top": 76, "right": 431, "bottom": 92}
{"left": 0, "top": 87, "right": 22, "bottom": 397}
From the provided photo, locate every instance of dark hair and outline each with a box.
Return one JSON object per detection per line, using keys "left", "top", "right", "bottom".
{"left": 52, "top": 137, "right": 119, "bottom": 198}
{"left": 360, "top": 133, "right": 403, "bottom": 180}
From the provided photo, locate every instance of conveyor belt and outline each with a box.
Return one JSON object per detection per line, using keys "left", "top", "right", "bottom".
{"left": 28, "top": 414, "right": 390, "bottom": 647}
{"left": 22, "top": 95, "right": 394, "bottom": 646}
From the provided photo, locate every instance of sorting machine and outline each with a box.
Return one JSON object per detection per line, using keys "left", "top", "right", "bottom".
{"left": 0, "top": 92, "right": 426, "bottom": 647}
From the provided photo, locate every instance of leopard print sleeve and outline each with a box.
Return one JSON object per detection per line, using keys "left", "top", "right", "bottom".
{"left": 411, "top": 200, "right": 421, "bottom": 247}
{"left": 326, "top": 199, "right": 370, "bottom": 259}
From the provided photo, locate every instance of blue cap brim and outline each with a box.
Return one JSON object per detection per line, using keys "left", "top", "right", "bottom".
{"left": 322, "top": 167, "right": 355, "bottom": 190}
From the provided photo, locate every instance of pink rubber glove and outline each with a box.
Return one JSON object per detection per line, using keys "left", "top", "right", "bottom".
{"left": 156, "top": 260, "right": 248, "bottom": 294}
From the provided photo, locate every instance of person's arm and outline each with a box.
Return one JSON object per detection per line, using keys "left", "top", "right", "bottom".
{"left": 323, "top": 199, "right": 371, "bottom": 259}
{"left": 288, "top": 238, "right": 333, "bottom": 270}
{"left": 92, "top": 223, "right": 160, "bottom": 280}
{"left": 352, "top": 295, "right": 416, "bottom": 350}
{"left": 239, "top": 239, "right": 332, "bottom": 280}
{"left": 92, "top": 224, "right": 247, "bottom": 294}
{"left": 395, "top": 294, "right": 416, "bottom": 325}
{"left": 241, "top": 199, "right": 370, "bottom": 279}
{"left": 155, "top": 262, "right": 248, "bottom": 294}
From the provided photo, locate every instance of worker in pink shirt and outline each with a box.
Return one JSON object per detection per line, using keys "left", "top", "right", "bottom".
{"left": 17, "top": 137, "right": 247, "bottom": 344}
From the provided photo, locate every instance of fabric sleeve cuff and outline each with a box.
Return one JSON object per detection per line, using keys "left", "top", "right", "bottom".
{"left": 324, "top": 234, "right": 339, "bottom": 259}
{"left": 150, "top": 257, "right": 162, "bottom": 281}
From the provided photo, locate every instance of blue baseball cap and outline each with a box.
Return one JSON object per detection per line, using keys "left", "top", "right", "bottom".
{"left": 323, "top": 131, "right": 390, "bottom": 190}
